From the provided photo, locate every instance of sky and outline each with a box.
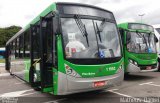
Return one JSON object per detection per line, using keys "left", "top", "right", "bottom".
{"left": 0, "top": 0, "right": 160, "bottom": 28}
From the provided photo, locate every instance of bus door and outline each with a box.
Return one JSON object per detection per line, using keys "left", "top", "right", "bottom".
{"left": 30, "top": 24, "right": 41, "bottom": 88}
{"left": 39, "top": 17, "right": 54, "bottom": 92}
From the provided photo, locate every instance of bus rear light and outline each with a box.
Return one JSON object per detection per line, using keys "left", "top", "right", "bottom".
{"left": 65, "top": 64, "right": 81, "bottom": 77}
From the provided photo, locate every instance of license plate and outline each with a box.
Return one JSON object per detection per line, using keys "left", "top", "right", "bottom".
{"left": 93, "top": 81, "right": 106, "bottom": 87}
{"left": 146, "top": 66, "right": 152, "bottom": 70}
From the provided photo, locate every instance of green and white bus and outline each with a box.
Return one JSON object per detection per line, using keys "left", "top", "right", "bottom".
{"left": 118, "top": 22, "right": 158, "bottom": 73}
{"left": 5, "top": 2, "right": 124, "bottom": 95}
{"left": 153, "top": 24, "right": 160, "bottom": 71}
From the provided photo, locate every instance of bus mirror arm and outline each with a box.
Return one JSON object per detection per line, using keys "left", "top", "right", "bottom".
{"left": 51, "top": 10, "right": 59, "bottom": 17}
{"left": 154, "top": 35, "right": 158, "bottom": 43}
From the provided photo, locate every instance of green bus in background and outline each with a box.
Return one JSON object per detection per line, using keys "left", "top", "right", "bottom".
{"left": 118, "top": 22, "right": 158, "bottom": 74}
{"left": 5, "top": 2, "right": 124, "bottom": 95}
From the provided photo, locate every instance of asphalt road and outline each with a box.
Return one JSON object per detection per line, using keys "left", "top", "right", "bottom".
{"left": 0, "top": 66, "right": 160, "bottom": 103}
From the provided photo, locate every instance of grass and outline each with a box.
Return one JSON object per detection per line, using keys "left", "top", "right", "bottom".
{"left": 0, "top": 59, "right": 5, "bottom": 63}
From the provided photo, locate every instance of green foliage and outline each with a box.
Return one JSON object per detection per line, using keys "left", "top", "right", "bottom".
{"left": 0, "top": 26, "right": 21, "bottom": 47}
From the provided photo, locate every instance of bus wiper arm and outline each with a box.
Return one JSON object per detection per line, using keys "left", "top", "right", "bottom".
{"left": 95, "top": 22, "right": 102, "bottom": 42}
{"left": 136, "top": 31, "right": 149, "bottom": 49}
{"left": 92, "top": 20, "right": 100, "bottom": 58}
{"left": 148, "top": 32, "right": 151, "bottom": 47}
{"left": 74, "top": 15, "right": 89, "bottom": 47}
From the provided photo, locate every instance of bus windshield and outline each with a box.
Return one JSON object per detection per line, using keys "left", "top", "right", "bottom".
{"left": 61, "top": 18, "right": 121, "bottom": 59}
{"left": 127, "top": 32, "right": 156, "bottom": 53}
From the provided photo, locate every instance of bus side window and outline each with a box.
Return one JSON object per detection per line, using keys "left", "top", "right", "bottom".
{"left": 52, "top": 16, "right": 58, "bottom": 68}
{"left": 15, "top": 38, "right": 19, "bottom": 58}
{"left": 19, "top": 35, "right": 24, "bottom": 58}
{"left": 45, "top": 18, "right": 53, "bottom": 64}
{"left": 24, "top": 30, "right": 31, "bottom": 58}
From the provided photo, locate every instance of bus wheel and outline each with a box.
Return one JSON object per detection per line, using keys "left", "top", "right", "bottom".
{"left": 158, "top": 58, "right": 160, "bottom": 72}
{"left": 125, "top": 72, "right": 130, "bottom": 75}
{"left": 158, "top": 66, "right": 160, "bottom": 72}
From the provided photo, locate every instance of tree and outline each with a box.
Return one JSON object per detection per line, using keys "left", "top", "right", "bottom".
{"left": 0, "top": 26, "right": 21, "bottom": 47}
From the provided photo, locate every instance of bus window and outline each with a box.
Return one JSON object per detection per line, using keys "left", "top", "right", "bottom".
{"left": 24, "top": 30, "right": 30, "bottom": 58}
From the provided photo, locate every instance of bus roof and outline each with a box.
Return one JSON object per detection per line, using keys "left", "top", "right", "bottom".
{"left": 118, "top": 22, "right": 152, "bottom": 28}
{"left": 6, "top": 3, "right": 57, "bottom": 45}
{"left": 6, "top": 2, "right": 114, "bottom": 45}
{"left": 118, "top": 22, "right": 153, "bottom": 32}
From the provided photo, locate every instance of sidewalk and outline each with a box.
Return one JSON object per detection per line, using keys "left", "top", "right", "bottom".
{"left": 0, "top": 63, "right": 8, "bottom": 74}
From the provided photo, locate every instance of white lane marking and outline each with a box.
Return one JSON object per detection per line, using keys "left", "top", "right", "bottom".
{"left": 0, "top": 63, "right": 5, "bottom": 66}
{"left": 0, "top": 73, "right": 10, "bottom": 77}
{"left": 139, "top": 82, "right": 160, "bottom": 87}
{"left": 19, "top": 92, "right": 37, "bottom": 97}
{"left": 15, "top": 82, "right": 25, "bottom": 85}
{"left": 44, "top": 98, "right": 67, "bottom": 103}
{"left": 139, "top": 82, "right": 153, "bottom": 85}
{"left": 107, "top": 89, "right": 152, "bottom": 103}
{"left": 0, "top": 89, "right": 34, "bottom": 97}
{"left": 108, "top": 89, "right": 132, "bottom": 97}
{"left": 148, "top": 84, "right": 160, "bottom": 87}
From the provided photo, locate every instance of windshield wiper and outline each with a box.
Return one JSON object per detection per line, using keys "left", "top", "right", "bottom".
{"left": 93, "top": 19, "right": 107, "bottom": 43}
{"left": 148, "top": 32, "right": 151, "bottom": 47}
{"left": 74, "top": 15, "right": 89, "bottom": 47}
{"left": 92, "top": 20, "right": 101, "bottom": 58}
{"left": 136, "top": 31, "right": 149, "bottom": 51}
{"left": 95, "top": 22, "right": 102, "bottom": 42}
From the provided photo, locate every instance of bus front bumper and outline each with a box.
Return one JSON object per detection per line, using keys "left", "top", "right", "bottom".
{"left": 127, "top": 63, "right": 158, "bottom": 73}
{"left": 57, "top": 70, "right": 124, "bottom": 95}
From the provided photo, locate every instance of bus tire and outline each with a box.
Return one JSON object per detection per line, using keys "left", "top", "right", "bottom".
{"left": 158, "top": 58, "right": 160, "bottom": 72}
{"left": 125, "top": 72, "right": 129, "bottom": 75}
{"left": 33, "top": 87, "right": 41, "bottom": 91}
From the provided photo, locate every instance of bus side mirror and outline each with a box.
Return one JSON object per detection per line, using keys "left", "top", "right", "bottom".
{"left": 154, "top": 35, "right": 158, "bottom": 43}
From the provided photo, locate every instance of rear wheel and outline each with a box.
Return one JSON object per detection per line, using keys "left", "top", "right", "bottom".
{"left": 158, "top": 58, "right": 160, "bottom": 72}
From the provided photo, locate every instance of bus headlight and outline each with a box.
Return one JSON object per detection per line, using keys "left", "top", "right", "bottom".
{"left": 129, "top": 59, "right": 138, "bottom": 66}
{"left": 134, "top": 61, "right": 138, "bottom": 66}
{"left": 129, "top": 59, "right": 133, "bottom": 64}
{"left": 65, "top": 64, "right": 81, "bottom": 77}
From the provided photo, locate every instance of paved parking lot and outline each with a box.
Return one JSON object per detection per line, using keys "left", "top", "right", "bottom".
{"left": 0, "top": 65, "right": 160, "bottom": 103}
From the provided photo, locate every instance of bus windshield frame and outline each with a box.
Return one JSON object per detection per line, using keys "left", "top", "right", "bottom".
{"left": 57, "top": 4, "right": 122, "bottom": 64}
{"left": 126, "top": 31, "right": 157, "bottom": 54}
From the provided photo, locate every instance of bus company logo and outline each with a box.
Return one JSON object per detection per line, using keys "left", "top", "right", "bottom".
{"left": 82, "top": 72, "right": 95, "bottom": 76}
